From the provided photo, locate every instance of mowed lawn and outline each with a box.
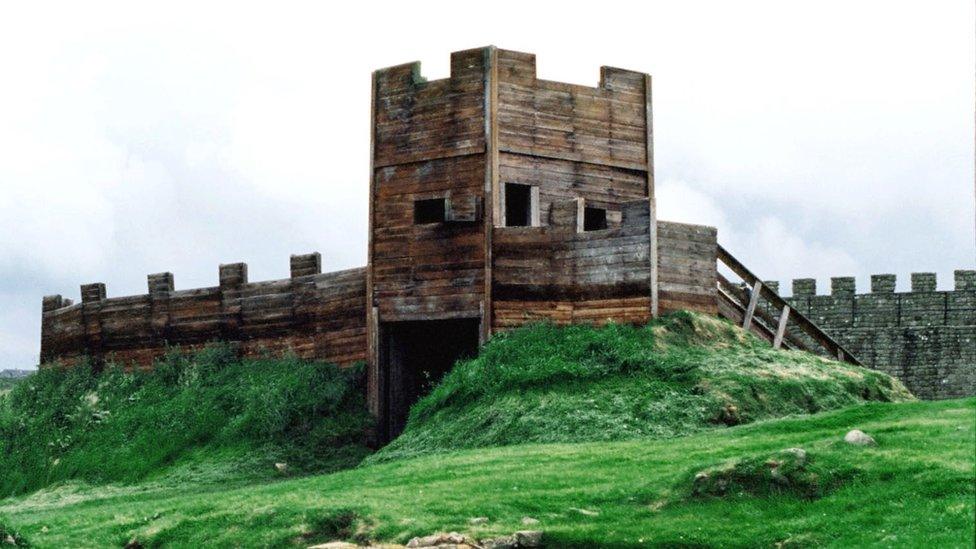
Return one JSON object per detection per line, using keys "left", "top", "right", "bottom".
{"left": 1, "top": 398, "right": 973, "bottom": 548}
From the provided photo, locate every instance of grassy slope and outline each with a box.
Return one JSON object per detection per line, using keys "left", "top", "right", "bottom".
{"left": 1, "top": 398, "right": 972, "bottom": 548}
{"left": 374, "top": 312, "right": 913, "bottom": 462}
{"left": 0, "top": 347, "right": 371, "bottom": 497}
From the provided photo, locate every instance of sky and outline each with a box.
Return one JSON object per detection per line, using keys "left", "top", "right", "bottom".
{"left": 0, "top": 1, "right": 973, "bottom": 370}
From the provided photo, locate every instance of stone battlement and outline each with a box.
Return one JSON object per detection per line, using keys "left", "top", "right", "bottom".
{"left": 787, "top": 270, "right": 976, "bottom": 296}
{"left": 761, "top": 270, "right": 976, "bottom": 399}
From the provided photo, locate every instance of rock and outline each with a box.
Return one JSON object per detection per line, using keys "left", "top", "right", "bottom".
{"left": 468, "top": 517, "right": 489, "bottom": 525}
{"left": 480, "top": 536, "right": 516, "bottom": 549}
{"left": 307, "top": 543, "right": 359, "bottom": 549}
{"left": 688, "top": 447, "right": 819, "bottom": 499}
{"left": 520, "top": 517, "right": 539, "bottom": 525}
{"left": 783, "top": 447, "right": 807, "bottom": 463}
{"left": 844, "top": 429, "right": 877, "bottom": 446}
{"left": 275, "top": 462, "right": 290, "bottom": 473}
{"left": 514, "top": 530, "right": 544, "bottom": 547}
{"left": 406, "top": 532, "right": 467, "bottom": 547}
{"left": 123, "top": 539, "right": 143, "bottom": 549}
{"left": 570, "top": 507, "right": 599, "bottom": 516}
{"left": 4, "top": 535, "right": 17, "bottom": 546}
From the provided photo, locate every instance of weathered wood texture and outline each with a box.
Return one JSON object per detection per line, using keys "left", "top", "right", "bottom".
{"left": 495, "top": 50, "right": 649, "bottom": 230}
{"left": 373, "top": 49, "right": 487, "bottom": 168}
{"left": 370, "top": 48, "right": 490, "bottom": 323}
{"left": 497, "top": 50, "right": 648, "bottom": 171}
{"left": 41, "top": 266, "right": 367, "bottom": 369}
{"left": 491, "top": 211, "right": 717, "bottom": 331}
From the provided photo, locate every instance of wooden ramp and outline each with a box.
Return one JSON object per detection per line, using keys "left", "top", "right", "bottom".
{"left": 715, "top": 244, "right": 861, "bottom": 366}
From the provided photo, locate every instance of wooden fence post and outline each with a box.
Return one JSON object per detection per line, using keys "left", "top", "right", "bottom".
{"left": 773, "top": 305, "right": 790, "bottom": 349}
{"left": 742, "top": 280, "right": 762, "bottom": 331}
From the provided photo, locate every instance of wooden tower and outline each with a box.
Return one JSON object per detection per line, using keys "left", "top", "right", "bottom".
{"left": 366, "top": 47, "right": 657, "bottom": 440}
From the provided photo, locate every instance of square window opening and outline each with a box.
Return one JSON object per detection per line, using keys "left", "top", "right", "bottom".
{"left": 414, "top": 198, "right": 446, "bottom": 224}
{"left": 505, "top": 183, "right": 532, "bottom": 227}
{"left": 584, "top": 207, "right": 608, "bottom": 231}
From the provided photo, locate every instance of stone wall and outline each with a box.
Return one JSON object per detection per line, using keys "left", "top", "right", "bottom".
{"left": 775, "top": 270, "right": 976, "bottom": 400}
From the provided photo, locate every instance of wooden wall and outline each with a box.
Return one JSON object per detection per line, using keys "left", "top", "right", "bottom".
{"left": 40, "top": 258, "right": 367, "bottom": 369}
{"left": 492, "top": 203, "right": 717, "bottom": 330}
{"left": 370, "top": 48, "right": 490, "bottom": 322}
{"left": 495, "top": 50, "right": 649, "bottom": 226}
{"left": 657, "top": 222, "right": 719, "bottom": 315}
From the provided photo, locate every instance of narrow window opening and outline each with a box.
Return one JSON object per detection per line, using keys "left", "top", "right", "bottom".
{"left": 414, "top": 198, "right": 446, "bottom": 224}
{"left": 584, "top": 207, "right": 608, "bottom": 231}
{"left": 504, "top": 183, "right": 532, "bottom": 227}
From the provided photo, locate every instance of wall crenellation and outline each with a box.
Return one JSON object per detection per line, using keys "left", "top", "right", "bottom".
{"left": 44, "top": 254, "right": 337, "bottom": 312}
{"left": 786, "top": 271, "right": 975, "bottom": 296}
{"left": 771, "top": 269, "right": 976, "bottom": 399}
{"left": 40, "top": 253, "right": 368, "bottom": 369}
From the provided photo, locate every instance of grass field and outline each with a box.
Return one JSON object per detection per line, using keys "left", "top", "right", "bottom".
{"left": 1, "top": 398, "right": 972, "bottom": 548}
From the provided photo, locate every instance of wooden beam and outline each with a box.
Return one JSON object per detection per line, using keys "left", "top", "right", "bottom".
{"left": 716, "top": 244, "right": 861, "bottom": 365}
{"left": 644, "top": 73, "right": 658, "bottom": 318}
{"left": 717, "top": 273, "right": 807, "bottom": 352}
{"left": 742, "top": 280, "right": 762, "bottom": 331}
{"left": 576, "top": 197, "right": 585, "bottom": 234}
{"left": 530, "top": 185, "right": 540, "bottom": 227}
{"left": 773, "top": 305, "right": 790, "bottom": 349}
{"left": 482, "top": 45, "right": 498, "bottom": 343}
{"left": 366, "top": 69, "right": 379, "bottom": 419}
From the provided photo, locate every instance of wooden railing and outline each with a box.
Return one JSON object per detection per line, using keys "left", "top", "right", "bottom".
{"left": 716, "top": 244, "right": 861, "bottom": 366}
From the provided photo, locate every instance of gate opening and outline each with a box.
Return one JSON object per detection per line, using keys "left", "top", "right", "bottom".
{"left": 378, "top": 318, "right": 480, "bottom": 443}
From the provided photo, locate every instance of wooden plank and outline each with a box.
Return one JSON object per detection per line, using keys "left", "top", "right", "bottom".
{"left": 773, "top": 305, "right": 790, "bottom": 349}
{"left": 717, "top": 244, "right": 860, "bottom": 365}
{"left": 483, "top": 46, "right": 498, "bottom": 343}
{"left": 644, "top": 74, "right": 658, "bottom": 318}
{"left": 742, "top": 280, "right": 763, "bottom": 330}
{"left": 366, "top": 67, "right": 380, "bottom": 419}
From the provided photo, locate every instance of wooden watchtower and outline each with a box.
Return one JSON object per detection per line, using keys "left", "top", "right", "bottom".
{"left": 367, "top": 47, "right": 667, "bottom": 440}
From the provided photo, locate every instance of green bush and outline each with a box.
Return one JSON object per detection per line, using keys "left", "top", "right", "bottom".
{"left": 0, "top": 345, "right": 372, "bottom": 497}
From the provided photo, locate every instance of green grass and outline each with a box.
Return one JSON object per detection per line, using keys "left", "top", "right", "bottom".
{"left": 0, "top": 313, "right": 967, "bottom": 547}
{"left": 373, "top": 312, "right": 913, "bottom": 462}
{"left": 0, "top": 346, "right": 372, "bottom": 497}
{"left": 0, "top": 398, "right": 972, "bottom": 548}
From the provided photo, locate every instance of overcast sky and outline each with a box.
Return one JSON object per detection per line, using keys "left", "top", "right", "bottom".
{"left": 1, "top": 1, "right": 973, "bottom": 370}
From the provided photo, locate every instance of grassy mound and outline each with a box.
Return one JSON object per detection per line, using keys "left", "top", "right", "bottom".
{"left": 373, "top": 311, "right": 912, "bottom": 462}
{"left": 679, "top": 447, "right": 853, "bottom": 501}
{"left": 0, "top": 346, "right": 372, "bottom": 497}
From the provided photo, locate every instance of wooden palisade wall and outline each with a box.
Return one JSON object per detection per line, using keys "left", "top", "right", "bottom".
{"left": 41, "top": 253, "right": 367, "bottom": 369}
